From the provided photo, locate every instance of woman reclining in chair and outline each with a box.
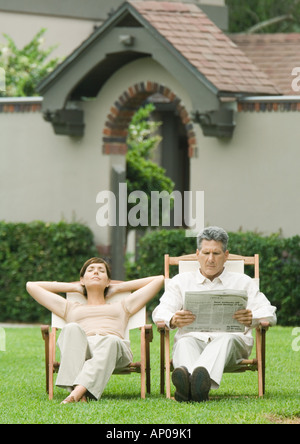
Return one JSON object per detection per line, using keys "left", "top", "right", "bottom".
{"left": 26, "top": 257, "right": 164, "bottom": 404}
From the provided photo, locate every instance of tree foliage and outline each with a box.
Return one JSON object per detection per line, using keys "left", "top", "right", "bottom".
{"left": 126, "top": 103, "right": 175, "bottom": 229}
{"left": 226, "top": 0, "right": 300, "bottom": 33}
{"left": 0, "top": 28, "right": 59, "bottom": 97}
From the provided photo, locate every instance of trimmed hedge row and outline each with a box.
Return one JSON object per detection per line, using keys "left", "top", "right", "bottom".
{"left": 126, "top": 229, "right": 300, "bottom": 326}
{"left": 0, "top": 221, "right": 98, "bottom": 323}
{"left": 1, "top": 222, "right": 299, "bottom": 326}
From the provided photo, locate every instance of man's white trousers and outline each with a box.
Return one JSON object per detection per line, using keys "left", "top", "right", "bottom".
{"left": 172, "top": 334, "right": 252, "bottom": 389}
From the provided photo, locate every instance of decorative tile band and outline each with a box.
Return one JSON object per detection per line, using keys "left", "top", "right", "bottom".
{"left": 0, "top": 99, "right": 42, "bottom": 113}
{"left": 238, "top": 100, "right": 300, "bottom": 112}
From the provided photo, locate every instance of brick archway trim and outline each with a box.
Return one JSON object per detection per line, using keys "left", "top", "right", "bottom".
{"left": 102, "top": 81, "right": 197, "bottom": 158}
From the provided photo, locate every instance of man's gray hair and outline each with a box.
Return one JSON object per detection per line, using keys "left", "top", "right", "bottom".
{"left": 197, "top": 226, "right": 229, "bottom": 252}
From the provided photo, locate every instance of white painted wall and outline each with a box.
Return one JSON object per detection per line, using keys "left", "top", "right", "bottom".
{"left": 0, "top": 58, "right": 193, "bottom": 248}
{"left": 0, "top": 104, "right": 111, "bottom": 246}
{"left": 190, "top": 110, "right": 300, "bottom": 237}
{"left": 0, "top": 11, "right": 100, "bottom": 59}
{"left": 1, "top": 56, "right": 299, "bottom": 250}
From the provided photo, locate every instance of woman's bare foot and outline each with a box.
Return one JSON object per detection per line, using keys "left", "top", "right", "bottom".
{"left": 60, "top": 395, "right": 76, "bottom": 404}
{"left": 60, "top": 385, "right": 88, "bottom": 404}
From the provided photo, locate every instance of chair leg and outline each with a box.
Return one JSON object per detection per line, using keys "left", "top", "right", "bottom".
{"left": 140, "top": 326, "right": 146, "bottom": 399}
{"left": 157, "top": 322, "right": 172, "bottom": 398}
{"left": 159, "top": 327, "right": 165, "bottom": 395}
{"left": 145, "top": 326, "right": 153, "bottom": 395}
{"left": 165, "top": 328, "right": 171, "bottom": 399}
{"left": 256, "top": 327, "right": 264, "bottom": 398}
{"left": 261, "top": 327, "right": 266, "bottom": 396}
{"left": 41, "top": 325, "right": 50, "bottom": 394}
{"left": 48, "top": 327, "right": 57, "bottom": 400}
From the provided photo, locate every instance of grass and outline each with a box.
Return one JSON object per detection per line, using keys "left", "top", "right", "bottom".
{"left": 0, "top": 325, "right": 299, "bottom": 424}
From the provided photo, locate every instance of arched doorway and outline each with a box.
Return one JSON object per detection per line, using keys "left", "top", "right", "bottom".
{"left": 102, "top": 80, "right": 197, "bottom": 205}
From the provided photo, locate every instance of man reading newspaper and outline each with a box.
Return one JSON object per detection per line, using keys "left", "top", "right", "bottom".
{"left": 153, "top": 226, "right": 277, "bottom": 402}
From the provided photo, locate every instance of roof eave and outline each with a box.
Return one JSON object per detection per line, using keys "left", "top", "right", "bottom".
{"left": 126, "top": 3, "right": 219, "bottom": 96}
{"left": 37, "top": 2, "right": 136, "bottom": 94}
{"left": 37, "top": 1, "right": 219, "bottom": 98}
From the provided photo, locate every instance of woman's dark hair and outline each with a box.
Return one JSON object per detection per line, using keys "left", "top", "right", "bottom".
{"left": 79, "top": 257, "right": 111, "bottom": 297}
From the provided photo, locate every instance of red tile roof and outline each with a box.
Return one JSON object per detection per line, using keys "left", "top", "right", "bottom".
{"left": 130, "top": 1, "right": 280, "bottom": 95}
{"left": 231, "top": 33, "right": 300, "bottom": 95}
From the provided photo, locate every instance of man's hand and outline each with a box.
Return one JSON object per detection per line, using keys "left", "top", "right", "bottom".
{"left": 233, "top": 309, "right": 252, "bottom": 327}
{"left": 170, "top": 310, "right": 196, "bottom": 329}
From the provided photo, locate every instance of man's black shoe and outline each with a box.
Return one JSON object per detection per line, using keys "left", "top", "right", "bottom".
{"left": 172, "top": 366, "right": 191, "bottom": 402}
{"left": 191, "top": 367, "right": 211, "bottom": 402}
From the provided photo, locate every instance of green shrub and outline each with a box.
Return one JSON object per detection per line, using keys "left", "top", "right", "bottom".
{"left": 126, "top": 229, "right": 300, "bottom": 326}
{"left": 0, "top": 28, "right": 59, "bottom": 97}
{"left": 1, "top": 222, "right": 298, "bottom": 326}
{"left": 0, "top": 221, "right": 98, "bottom": 323}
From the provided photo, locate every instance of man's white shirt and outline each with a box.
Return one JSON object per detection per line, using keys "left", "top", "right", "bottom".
{"left": 152, "top": 268, "right": 277, "bottom": 348}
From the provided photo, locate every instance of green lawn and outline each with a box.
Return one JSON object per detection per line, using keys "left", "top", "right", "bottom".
{"left": 0, "top": 325, "right": 299, "bottom": 424}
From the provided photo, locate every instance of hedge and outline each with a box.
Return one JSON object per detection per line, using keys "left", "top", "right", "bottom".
{"left": 126, "top": 229, "right": 300, "bottom": 326}
{"left": 0, "top": 221, "right": 98, "bottom": 323}
{"left": 1, "top": 222, "right": 299, "bottom": 326}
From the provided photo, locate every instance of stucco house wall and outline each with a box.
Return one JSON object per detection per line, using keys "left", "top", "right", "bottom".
{"left": 0, "top": 102, "right": 111, "bottom": 248}
{"left": 1, "top": 57, "right": 299, "bottom": 251}
{"left": 190, "top": 109, "right": 299, "bottom": 237}
{"left": 0, "top": 58, "right": 192, "bottom": 249}
{"left": 1, "top": 0, "right": 299, "bottom": 250}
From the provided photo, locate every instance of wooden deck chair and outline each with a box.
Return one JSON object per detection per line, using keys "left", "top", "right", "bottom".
{"left": 157, "top": 253, "right": 269, "bottom": 399}
{"left": 41, "top": 290, "right": 153, "bottom": 400}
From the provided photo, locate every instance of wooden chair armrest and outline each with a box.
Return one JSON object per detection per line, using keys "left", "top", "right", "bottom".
{"left": 145, "top": 324, "right": 153, "bottom": 342}
{"left": 258, "top": 321, "right": 270, "bottom": 331}
{"left": 41, "top": 325, "right": 50, "bottom": 340}
{"left": 139, "top": 324, "right": 153, "bottom": 343}
{"left": 139, "top": 324, "right": 153, "bottom": 331}
{"left": 156, "top": 321, "right": 169, "bottom": 332}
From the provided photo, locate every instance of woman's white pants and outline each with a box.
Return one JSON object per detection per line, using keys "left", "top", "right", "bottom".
{"left": 55, "top": 323, "right": 133, "bottom": 400}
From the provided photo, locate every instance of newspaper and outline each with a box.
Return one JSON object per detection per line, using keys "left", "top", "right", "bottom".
{"left": 183, "top": 289, "right": 248, "bottom": 333}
